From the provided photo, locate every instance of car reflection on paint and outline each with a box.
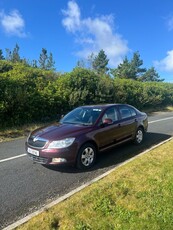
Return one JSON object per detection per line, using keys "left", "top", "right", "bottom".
{"left": 26, "top": 104, "right": 148, "bottom": 169}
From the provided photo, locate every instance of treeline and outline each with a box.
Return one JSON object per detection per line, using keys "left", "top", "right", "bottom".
{"left": 0, "top": 60, "right": 173, "bottom": 127}
{"left": 1, "top": 44, "right": 164, "bottom": 81}
{"left": 0, "top": 44, "right": 55, "bottom": 70}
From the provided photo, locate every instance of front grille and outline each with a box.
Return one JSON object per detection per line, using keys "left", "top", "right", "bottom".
{"left": 27, "top": 153, "right": 48, "bottom": 164}
{"left": 28, "top": 136, "right": 47, "bottom": 148}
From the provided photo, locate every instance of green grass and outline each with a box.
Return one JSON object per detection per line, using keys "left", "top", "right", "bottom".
{"left": 0, "top": 122, "right": 53, "bottom": 142}
{"left": 16, "top": 139, "right": 173, "bottom": 230}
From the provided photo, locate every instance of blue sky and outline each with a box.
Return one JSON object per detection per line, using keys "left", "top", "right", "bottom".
{"left": 0, "top": 0, "right": 173, "bottom": 82}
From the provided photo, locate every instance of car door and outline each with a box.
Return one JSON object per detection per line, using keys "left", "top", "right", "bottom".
{"left": 94, "top": 106, "right": 125, "bottom": 149}
{"left": 117, "top": 105, "right": 138, "bottom": 141}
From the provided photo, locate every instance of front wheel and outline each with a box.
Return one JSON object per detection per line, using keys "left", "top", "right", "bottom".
{"left": 76, "top": 143, "right": 97, "bottom": 170}
{"left": 134, "top": 127, "right": 144, "bottom": 145}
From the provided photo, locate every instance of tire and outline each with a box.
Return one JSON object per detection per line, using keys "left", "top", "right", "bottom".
{"left": 134, "top": 127, "right": 144, "bottom": 145}
{"left": 76, "top": 143, "right": 97, "bottom": 170}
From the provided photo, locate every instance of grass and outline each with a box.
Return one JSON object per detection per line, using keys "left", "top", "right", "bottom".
{"left": 143, "top": 105, "right": 173, "bottom": 114}
{"left": 0, "top": 125, "right": 30, "bottom": 142}
{"left": 16, "top": 138, "right": 173, "bottom": 230}
{"left": 0, "top": 122, "right": 53, "bottom": 142}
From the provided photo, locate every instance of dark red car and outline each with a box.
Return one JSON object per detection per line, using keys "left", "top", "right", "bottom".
{"left": 26, "top": 104, "right": 148, "bottom": 169}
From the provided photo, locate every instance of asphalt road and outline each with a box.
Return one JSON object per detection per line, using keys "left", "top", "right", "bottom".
{"left": 1, "top": 111, "right": 173, "bottom": 229}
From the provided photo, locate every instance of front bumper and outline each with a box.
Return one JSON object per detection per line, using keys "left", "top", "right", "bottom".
{"left": 25, "top": 143, "right": 78, "bottom": 165}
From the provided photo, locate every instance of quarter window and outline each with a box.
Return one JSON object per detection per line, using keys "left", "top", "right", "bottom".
{"left": 129, "top": 108, "right": 137, "bottom": 116}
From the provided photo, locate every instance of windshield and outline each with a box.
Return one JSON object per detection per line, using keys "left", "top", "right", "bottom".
{"left": 60, "top": 107, "right": 102, "bottom": 125}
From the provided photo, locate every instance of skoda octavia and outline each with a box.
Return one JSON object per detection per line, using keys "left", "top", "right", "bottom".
{"left": 26, "top": 104, "right": 148, "bottom": 169}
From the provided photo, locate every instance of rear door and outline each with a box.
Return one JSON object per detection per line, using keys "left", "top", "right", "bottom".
{"left": 117, "top": 105, "right": 138, "bottom": 140}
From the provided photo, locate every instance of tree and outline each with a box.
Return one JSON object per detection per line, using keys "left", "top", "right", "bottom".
{"left": 111, "top": 57, "right": 132, "bottom": 79}
{"left": 111, "top": 52, "right": 164, "bottom": 82}
{"left": 139, "top": 67, "right": 164, "bottom": 82}
{"left": 76, "top": 59, "right": 86, "bottom": 69}
{"left": 0, "top": 50, "right": 4, "bottom": 60}
{"left": 47, "top": 52, "right": 55, "bottom": 70}
{"left": 32, "top": 60, "right": 38, "bottom": 68}
{"left": 38, "top": 49, "right": 55, "bottom": 70}
{"left": 11, "top": 43, "right": 21, "bottom": 62}
{"left": 76, "top": 53, "right": 95, "bottom": 69}
{"left": 39, "top": 48, "right": 48, "bottom": 69}
{"left": 111, "top": 51, "right": 146, "bottom": 80}
{"left": 131, "top": 52, "right": 146, "bottom": 79}
{"left": 5, "top": 48, "right": 12, "bottom": 61}
{"left": 87, "top": 52, "right": 95, "bottom": 69}
{"left": 92, "top": 49, "right": 109, "bottom": 75}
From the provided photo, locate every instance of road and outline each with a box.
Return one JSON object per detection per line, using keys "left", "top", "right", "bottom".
{"left": 1, "top": 111, "right": 173, "bottom": 229}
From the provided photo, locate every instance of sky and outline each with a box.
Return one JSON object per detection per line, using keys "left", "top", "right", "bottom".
{"left": 0, "top": 0, "right": 173, "bottom": 82}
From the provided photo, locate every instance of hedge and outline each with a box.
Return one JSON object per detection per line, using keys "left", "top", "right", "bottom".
{"left": 0, "top": 61, "right": 173, "bottom": 127}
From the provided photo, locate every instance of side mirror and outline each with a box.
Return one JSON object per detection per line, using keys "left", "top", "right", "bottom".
{"left": 103, "top": 118, "right": 113, "bottom": 125}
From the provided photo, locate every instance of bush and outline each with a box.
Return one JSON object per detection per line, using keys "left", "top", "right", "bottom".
{"left": 0, "top": 61, "right": 173, "bottom": 128}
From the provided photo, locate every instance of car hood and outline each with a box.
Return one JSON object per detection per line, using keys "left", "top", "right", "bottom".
{"left": 30, "top": 123, "right": 92, "bottom": 141}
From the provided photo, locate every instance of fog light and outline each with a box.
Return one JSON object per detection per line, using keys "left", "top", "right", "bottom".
{"left": 52, "top": 158, "right": 67, "bottom": 163}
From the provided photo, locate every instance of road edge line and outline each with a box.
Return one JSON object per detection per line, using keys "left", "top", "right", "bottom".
{"left": 0, "top": 154, "right": 26, "bottom": 163}
{"left": 3, "top": 136, "right": 173, "bottom": 230}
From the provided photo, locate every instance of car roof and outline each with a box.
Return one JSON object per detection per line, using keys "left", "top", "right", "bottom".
{"left": 79, "top": 104, "right": 127, "bottom": 109}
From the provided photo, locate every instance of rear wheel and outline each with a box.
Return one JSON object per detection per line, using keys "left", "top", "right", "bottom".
{"left": 76, "top": 143, "right": 97, "bottom": 170}
{"left": 134, "top": 127, "right": 144, "bottom": 145}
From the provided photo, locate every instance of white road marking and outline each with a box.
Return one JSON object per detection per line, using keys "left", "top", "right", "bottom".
{"left": 1, "top": 116, "right": 173, "bottom": 164}
{"left": 149, "top": 116, "right": 173, "bottom": 124}
{"left": 0, "top": 154, "right": 26, "bottom": 163}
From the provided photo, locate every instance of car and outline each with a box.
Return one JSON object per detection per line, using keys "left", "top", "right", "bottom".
{"left": 26, "top": 104, "right": 148, "bottom": 169}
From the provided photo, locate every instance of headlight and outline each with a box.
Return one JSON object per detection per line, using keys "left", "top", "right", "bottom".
{"left": 48, "top": 138, "right": 75, "bottom": 149}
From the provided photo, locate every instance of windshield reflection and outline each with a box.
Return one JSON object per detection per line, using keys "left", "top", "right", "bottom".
{"left": 60, "top": 107, "right": 102, "bottom": 125}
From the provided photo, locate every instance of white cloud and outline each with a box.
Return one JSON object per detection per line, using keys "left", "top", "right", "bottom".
{"left": 62, "top": 1, "right": 81, "bottom": 33}
{"left": 62, "top": 1, "right": 129, "bottom": 67}
{"left": 154, "top": 50, "right": 173, "bottom": 72}
{"left": 0, "top": 9, "right": 27, "bottom": 37}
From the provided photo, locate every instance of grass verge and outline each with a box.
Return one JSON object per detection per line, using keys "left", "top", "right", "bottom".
{"left": 16, "top": 139, "right": 173, "bottom": 230}
{"left": 143, "top": 105, "right": 173, "bottom": 114}
{"left": 0, "top": 122, "right": 53, "bottom": 142}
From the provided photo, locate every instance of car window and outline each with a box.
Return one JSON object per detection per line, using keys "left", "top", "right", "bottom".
{"left": 61, "top": 107, "right": 102, "bottom": 125}
{"left": 129, "top": 107, "right": 137, "bottom": 116}
{"left": 102, "top": 107, "right": 118, "bottom": 123}
{"left": 119, "top": 106, "right": 135, "bottom": 119}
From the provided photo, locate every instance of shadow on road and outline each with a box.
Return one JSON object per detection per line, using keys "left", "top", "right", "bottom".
{"left": 43, "top": 132, "right": 171, "bottom": 173}
{"left": 95, "top": 132, "right": 171, "bottom": 170}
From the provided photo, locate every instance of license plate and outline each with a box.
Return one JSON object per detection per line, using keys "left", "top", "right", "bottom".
{"left": 27, "top": 147, "right": 39, "bottom": 156}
